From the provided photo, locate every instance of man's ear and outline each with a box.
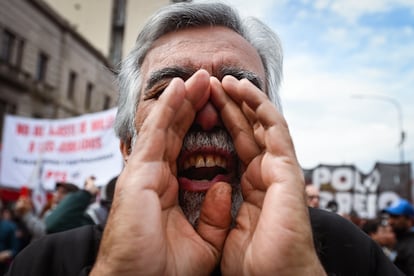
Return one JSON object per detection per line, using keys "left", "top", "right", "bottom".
{"left": 120, "top": 139, "right": 131, "bottom": 164}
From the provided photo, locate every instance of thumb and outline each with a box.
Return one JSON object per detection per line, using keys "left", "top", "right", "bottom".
{"left": 197, "top": 182, "right": 232, "bottom": 254}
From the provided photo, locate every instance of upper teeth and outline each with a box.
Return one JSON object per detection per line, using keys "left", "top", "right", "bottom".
{"left": 183, "top": 154, "right": 227, "bottom": 170}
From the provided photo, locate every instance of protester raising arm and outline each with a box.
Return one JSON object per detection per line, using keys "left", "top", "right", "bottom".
{"left": 45, "top": 177, "right": 98, "bottom": 234}
{"left": 14, "top": 197, "right": 46, "bottom": 240}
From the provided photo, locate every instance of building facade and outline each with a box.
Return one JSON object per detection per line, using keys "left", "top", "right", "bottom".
{"left": 43, "top": 0, "right": 191, "bottom": 64}
{"left": 0, "top": 0, "right": 117, "bottom": 140}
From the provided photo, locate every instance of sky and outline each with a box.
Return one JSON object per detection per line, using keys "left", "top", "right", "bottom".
{"left": 211, "top": 0, "right": 414, "bottom": 174}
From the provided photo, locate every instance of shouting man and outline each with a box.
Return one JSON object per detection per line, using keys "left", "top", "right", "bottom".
{"left": 7, "top": 2, "right": 402, "bottom": 275}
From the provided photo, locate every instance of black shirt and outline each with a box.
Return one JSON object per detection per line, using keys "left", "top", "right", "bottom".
{"left": 394, "top": 231, "right": 414, "bottom": 275}
{"left": 6, "top": 208, "right": 404, "bottom": 275}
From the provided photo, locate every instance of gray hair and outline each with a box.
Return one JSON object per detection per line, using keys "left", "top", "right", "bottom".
{"left": 114, "top": 2, "right": 283, "bottom": 143}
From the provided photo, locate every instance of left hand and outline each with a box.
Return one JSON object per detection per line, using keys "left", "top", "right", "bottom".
{"left": 210, "top": 76, "right": 326, "bottom": 275}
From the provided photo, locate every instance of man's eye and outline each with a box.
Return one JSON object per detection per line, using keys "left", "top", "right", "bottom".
{"left": 143, "top": 82, "right": 169, "bottom": 101}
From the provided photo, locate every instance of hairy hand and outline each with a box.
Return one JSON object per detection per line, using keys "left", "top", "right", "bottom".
{"left": 91, "top": 70, "right": 232, "bottom": 276}
{"left": 211, "top": 76, "right": 326, "bottom": 275}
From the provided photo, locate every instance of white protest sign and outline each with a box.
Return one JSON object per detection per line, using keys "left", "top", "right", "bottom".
{"left": 0, "top": 108, "right": 123, "bottom": 190}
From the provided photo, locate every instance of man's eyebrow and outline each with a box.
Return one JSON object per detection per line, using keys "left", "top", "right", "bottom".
{"left": 219, "top": 67, "right": 264, "bottom": 91}
{"left": 145, "top": 67, "right": 195, "bottom": 91}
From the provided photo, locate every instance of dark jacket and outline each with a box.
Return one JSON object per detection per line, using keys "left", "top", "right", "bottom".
{"left": 0, "top": 220, "right": 19, "bottom": 275}
{"left": 6, "top": 208, "right": 404, "bottom": 276}
{"left": 394, "top": 231, "right": 414, "bottom": 275}
{"left": 45, "top": 190, "right": 94, "bottom": 234}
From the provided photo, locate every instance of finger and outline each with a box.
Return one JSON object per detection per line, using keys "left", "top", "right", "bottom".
{"left": 130, "top": 70, "right": 210, "bottom": 163}
{"left": 197, "top": 182, "right": 232, "bottom": 254}
{"left": 211, "top": 77, "right": 267, "bottom": 199}
{"left": 222, "top": 76, "right": 295, "bottom": 157}
{"left": 115, "top": 78, "right": 188, "bottom": 207}
{"left": 222, "top": 76, "right": 281, "bottom": 128}
{"left": 127, "top": 77, "right": 187, "bottom": 163}
{"left": 167, "top": 69, "right": 211, "bottom": 164}
{"left": 210, "top": 77, "right": 261, "bottom": 165}
{"left": 169, "top": 69, "right": 211, "bottom": 135}
{"left": 119, "top": 71, "right": 211, "bottom": 204}
{"left": 184, "top": 69, "right": 211, "bottom": 110}
{"left": 240, "top": 102, "right": 266, "bottom": 150}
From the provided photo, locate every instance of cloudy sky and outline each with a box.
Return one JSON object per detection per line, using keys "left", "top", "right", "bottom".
{"left": 214, "top": 0, "right": 414, "bottom": 174}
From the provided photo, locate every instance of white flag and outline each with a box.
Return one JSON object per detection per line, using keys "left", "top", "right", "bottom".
{"left": 30, "top": 158, "right": 47, "bottom": 216}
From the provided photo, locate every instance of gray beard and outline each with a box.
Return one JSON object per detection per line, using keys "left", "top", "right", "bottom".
{"left": 179, "top": 128, "right": 242, "bottom": 227}
{"left": 179, "top": 183, "right": 243, "bottom": 227}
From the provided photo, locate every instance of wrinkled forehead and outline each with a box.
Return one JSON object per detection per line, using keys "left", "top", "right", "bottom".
{"left": 140, "top": 26, "right": 266, "bottom": 93}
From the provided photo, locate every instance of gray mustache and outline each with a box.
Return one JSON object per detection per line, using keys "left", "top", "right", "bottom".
{"left": 181, "top": 129, "right": 235, "bottom": 153}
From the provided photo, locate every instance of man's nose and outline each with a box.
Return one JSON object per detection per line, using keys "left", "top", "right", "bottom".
{"left": 194, "top": 101, "right": 221, "bottom": 131}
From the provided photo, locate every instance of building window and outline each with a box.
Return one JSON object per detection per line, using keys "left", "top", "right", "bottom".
{"left": 67, "top": 71, "right": 77, "bottom": 100}
{"left": 0, "top": 100, "right": 7, "bottom": 139}
{"left": 85, "top": 82, "right": 93, "bottom": 109}
{"left": 103, "top": 95, "right": 111, "bottom": 110}
{"left": 16, "top": 40, "right": 25, "bottom": 69}
{"left": 0, "top": 100, "right": 16, "bottom": 141}
{"left": 0, "top": 30, "right": 16, "bottom": 64}
{"left": 9, "top": 104, "right": 16, "bottom": 114}
{"left": 35, "top": 52, "right": 48, "bottom": 82}
{"left": 32, "top": 113, "right": 43, "bottom": 119}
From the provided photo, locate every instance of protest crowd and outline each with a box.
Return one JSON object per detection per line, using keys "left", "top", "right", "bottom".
{"left": 306, "top": 183, "right": 414, "bottom": 275}
{"left": 0, "top": 175, "right": 117, "bottom": 275}
{"left": 0, "top": 180, "right": 412, "bottom": 274}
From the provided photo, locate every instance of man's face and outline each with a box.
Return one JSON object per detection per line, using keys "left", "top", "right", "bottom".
{"left": 388, "top": 214, "right": 412, "bottom": 235}
{"left": 53, "top": 186, "right": 68, "bottom": 205}
{"left": 371, "top": 225, "right": 396, "bottom": 248}
{"left": 305, "top": 186, "right": 320, "bottom": 208}
{"left": 130, "top": 26, "right": 266, "bottom": 225}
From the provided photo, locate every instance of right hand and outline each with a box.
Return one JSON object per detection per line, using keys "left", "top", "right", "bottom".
{"left": 84, "top": 176, "right": 99, "bottom": 196}
{"left": 90, "top": 70, "right": 233, "bottom": 276}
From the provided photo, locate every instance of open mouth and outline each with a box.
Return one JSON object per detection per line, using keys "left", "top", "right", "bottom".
{"left": 178, "top": 150, "right": 236, "bottom": 192}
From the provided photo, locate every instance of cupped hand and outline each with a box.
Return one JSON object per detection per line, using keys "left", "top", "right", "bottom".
{"left": 210, "top": 76, "right": 326, "bottom": 275}
{"left": 91, "top": 70, "right": 233, "bottom": 276}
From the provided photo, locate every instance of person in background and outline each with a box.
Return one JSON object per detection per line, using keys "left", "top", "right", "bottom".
{"left": 305, "top": 184, "right": 320, "bottom": 208}
{"left": 86, "top": 176, "right": 118, "bottom": 227}
{"left": 0, "top": 201, "right": 18, "bottom": 275}
{"left": 6, "top": 2, "right": 403, "bottom": 275}
{"left": 383, "top": 198, "right": 414, "bottom": 275}
{"left": 1, "top": 204, "right": 31, "bottom": 255}
{"left": 362, "top": 218, "right": 397, "bottom": 261}
{"left": 14, "top": 181, "right": 79, "bottom": 240}
{"left": 342, "top": 210, "right": 366, "bottom": 228}
{"left": 326, "top": 199, "right": 339, "bottom": 213}
{"left": 45, "top": 176, "right": 99, "bottom": 234}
